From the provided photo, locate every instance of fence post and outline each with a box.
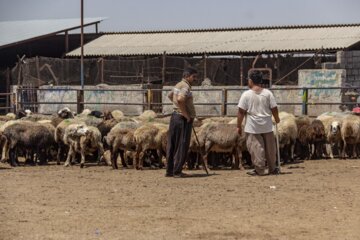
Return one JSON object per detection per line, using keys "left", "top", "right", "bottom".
{"left": 6, "top": 68, "right": 10, "bottom": 113}
{"left": 16, "top": 86, "right": 21, "bottom": 111}
{"left": 77, "top": 89, "right": 84, "bottom": 114}
{"left": 12, "top": 93, "right": 17, "bottom": 113}
{"left": 221, "top": 88, "right": 227, "bottom": 116}
{"left": 302, "top": 87, "right": 308, "bottom": 115}
{"left": 147, "top": 89, "right": 152, "bottom": 110}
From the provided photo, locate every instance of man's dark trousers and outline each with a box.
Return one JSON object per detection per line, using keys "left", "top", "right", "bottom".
{"left": 166, "top": 112, "right": 192, "bottom": 175}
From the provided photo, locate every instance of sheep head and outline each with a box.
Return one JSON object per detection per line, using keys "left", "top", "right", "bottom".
{"left": 58, "top": 107, "right": 74, "bottom": 119}
{"left": 330, "top": 121, "right": 341, "bottom": 136}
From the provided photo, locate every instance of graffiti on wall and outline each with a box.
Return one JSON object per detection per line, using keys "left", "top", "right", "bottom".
{"left": 37, "top": 85, "right": 144, "bottom": 114}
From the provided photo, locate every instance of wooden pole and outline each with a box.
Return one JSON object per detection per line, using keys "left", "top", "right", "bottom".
{"left": 80, "top": 0, "right": 84, "bottom": 89}
{"left": 36, "top": 56, "right": 40, "bottom": 87}
{"left": 240, "top": 54, "right": 244, "bottom": 86}
{"left": 77, "top": 89, "right": 84, "bottom": 114}
{"left": 17, "top": 60, "right": 22, "bottom": 86}
{"left": 99, "top": 57, "right": 104, "bottom": 83}
{"left": 162, "top": 51, "right": 166, "bottom": 84}
{"left": 221, "top": 88, "right": 228, "bottom": 116}
{"left": 203, "top": 53, "right": 207, "bottom": 79}
{"left": 6, "top": 68, "right": 10, "bottom": 113}
{"left": 65, "top": 30, "right": 69, "bottom": 53}
{"left": 147, "top": 89, "right": 152, "bottom": 110}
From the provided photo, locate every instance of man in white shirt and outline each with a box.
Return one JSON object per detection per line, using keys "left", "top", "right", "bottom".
{"left": 237, "top": 71, "right": 280, "bottom": 176}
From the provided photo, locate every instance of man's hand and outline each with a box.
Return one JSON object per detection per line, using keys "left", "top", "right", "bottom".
{"left": 237, "top": 127, "right": 242, "bottom": 135}
{"left": 184, "top": 114, "right": 191, "bottom": 123}
{"left": 274, "top": 117, "right": 280, "bottom": 124}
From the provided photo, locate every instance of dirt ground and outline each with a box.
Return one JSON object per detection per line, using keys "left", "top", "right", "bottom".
{"left": 1, "top": 159, "right": 360, "bottom": 240}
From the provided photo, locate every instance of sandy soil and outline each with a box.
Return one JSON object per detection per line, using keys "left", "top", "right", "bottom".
{"left": 1, "top": 159, "right": 360, "bottom": 240}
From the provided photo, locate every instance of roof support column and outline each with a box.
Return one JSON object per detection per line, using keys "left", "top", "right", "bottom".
{"left": 203, "top": 53, "right": 207, "bottom": 80}
{"left": 80, "top": 0, "right": 84, "bottom": 89}
{"left": 162, "top": 51, "right": 166, "bottom": 84}
{"left": 65, "top": 30, "right": 69, "bottom": 53}
{"left": 240, "top": 54, "right": 244, "bottom": 86}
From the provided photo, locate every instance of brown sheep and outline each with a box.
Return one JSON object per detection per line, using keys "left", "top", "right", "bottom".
{"left": 1, "top": 121, "right": 55, "bottom": 166}
{"left": 105, "top": 121, "right": 140, "bottom": 169}
{"left": 194, "top": 122, "right": 246, "bottom": 170}
{"left": 106, "top": 128, "right": 136, "bottom": 169}
{"left": 133, "top": 123, "right": 168, "bottom": 170}
{"left": 300, "top": 119, "right": 326, "bottom": 159}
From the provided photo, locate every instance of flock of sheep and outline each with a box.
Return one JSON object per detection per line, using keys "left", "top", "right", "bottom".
{"left": 0, "top": 107, "right": 359, "bottom": 170}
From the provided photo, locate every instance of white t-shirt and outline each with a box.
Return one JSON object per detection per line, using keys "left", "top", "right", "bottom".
{"left": 238, "top": 88, "right": 277, "bottom": 134}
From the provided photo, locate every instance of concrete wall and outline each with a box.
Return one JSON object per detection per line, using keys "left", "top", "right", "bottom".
{"left": 37, "top": 85, "right": 144, "bottom": 115}
{"left": 162, "top": 86, "right": 225, "bottom": 116}
{"left": 162, "top": 69, "right": 345, "bottom": 117}
{"left": 297, "top": 69, "right": 345, "bottom": 115}
{"left": 163, "top": 86, "right": 302, "bottom": 116}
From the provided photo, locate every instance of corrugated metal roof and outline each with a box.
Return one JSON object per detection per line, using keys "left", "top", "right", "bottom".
{"left": 66, "top": 24, "right": 360, "bottom": 56}
{"left": 0, "top": 17, "right": 104, "bottom": 49}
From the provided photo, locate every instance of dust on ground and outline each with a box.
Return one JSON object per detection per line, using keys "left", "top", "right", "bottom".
{"left": 1, "top": 159, "right": 360, "bottom": 240}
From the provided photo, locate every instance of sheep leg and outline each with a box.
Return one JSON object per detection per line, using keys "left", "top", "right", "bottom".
{"left": 352, "top": 144, "right": 357, "bottom": 159}
{"left": 231, "top": 149, "right": 241, "bottom": 170}
{"left": 290, "top": 142, "right": 295, "bottom": 162}
{"left": 24, "top": 150, "right": 35, "bottom": 165}
{"left": 342, "top": 141, "right": 347, "bottom": 159}
{"left": 119, "top": 149, "right": 127, "bottom": 168}
{"left": 203, "top": 141, "right": 213, "bottom": 170}
{"left": 310, "top": 144, "right": 315, "bottom": 159}
{"left": 327, "top": 143, "right": 334, "bottom": 159}
{"left": 64, "top": 145, "right": 74, "bottom": 167}
{"left": 9, "top": 148, "right": 17, "bottom": 167}
{"left": 138, "top": 151, "right": 145, "bottom": 170}
{"left": 134, "top": 148, "right": 141, "bottom": 170}
{"left": 1, "top": 138, "right": 9, "bottom": 162}
{"left": 56, "top": 144, "right": 63, "bottom": 165}
{"left": 111, "top": 148, "right": 119, "bottom": 169}
{"left": 97, "top": 143, "right": 105, "bottom": 165}
{"left": 80, "top": 148, "right": 86, "bottom": 168}
{"left": 157, "top": 149, "right": 164, "bottom": 169}
{"left": 238, "top": 148, "right": 244, "bottom": 170}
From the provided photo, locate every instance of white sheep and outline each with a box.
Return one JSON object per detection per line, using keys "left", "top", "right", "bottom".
{"left": 273, "top": 112, "right": 297, "bottom": 162}
{"left": 340, "top": 115, "right": 360, "bottom": 159}
{"left": 317, "top": 114, "right": 343, "bottom": 159}
{"left": 63, "top": 124, "right": 105, "bottom": 168}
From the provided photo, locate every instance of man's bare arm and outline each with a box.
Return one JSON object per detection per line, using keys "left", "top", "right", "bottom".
{"left": 167, "top": 91, "right": 174, "bottom": 102}
{"left": 237, "top": 108, "right": 246, "bottom": 135}
{"left": 271, "top": 107, "right": 280, "bottom": 123}
{"left": 177, "top": 95, "right": 191, "bottom": 122}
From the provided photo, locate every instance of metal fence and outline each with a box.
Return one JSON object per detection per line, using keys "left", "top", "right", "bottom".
{"left": 12, "top": 86, "right": 360, "bottom": 117}
{"left": 0, "top": 93, "right": 16, "bottom": 113}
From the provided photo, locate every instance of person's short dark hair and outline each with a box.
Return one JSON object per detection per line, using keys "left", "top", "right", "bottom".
{"left": 248, "top": 70, "right": 263, "bottom": 85}
{"left": 183, "top": 67, "right": 198, "bottom": 78}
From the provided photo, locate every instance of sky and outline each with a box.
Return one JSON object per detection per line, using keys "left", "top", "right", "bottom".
{"left": 0, "top": 0, "right": 360, "bottom": 32}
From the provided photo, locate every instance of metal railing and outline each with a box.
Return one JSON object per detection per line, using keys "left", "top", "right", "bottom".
{"left": 14, "top": 86, "right": 359, "bottom": 116}
{"left": 0, "top": 93, "right": 16, "bottom": 113}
